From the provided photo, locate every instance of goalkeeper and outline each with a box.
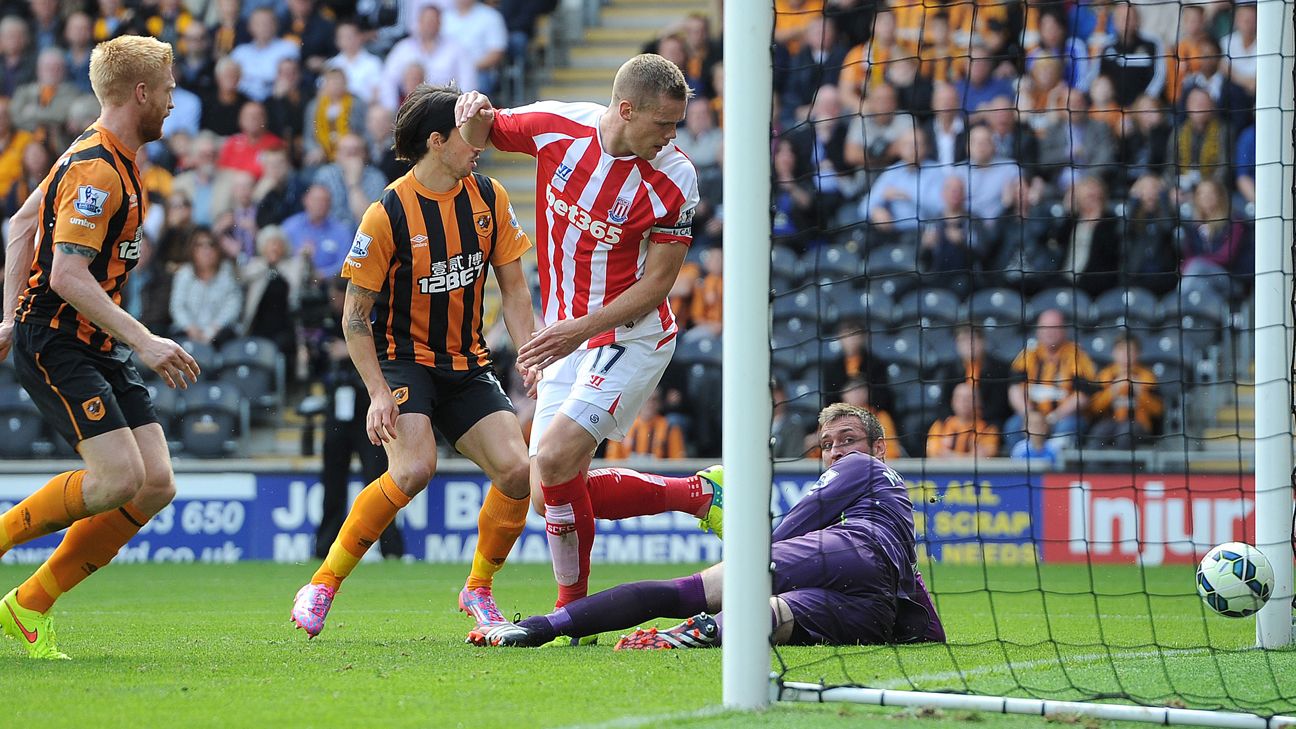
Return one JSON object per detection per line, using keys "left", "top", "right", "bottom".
{"left": 473, "top": 403, "right": 945, "bottom": 649}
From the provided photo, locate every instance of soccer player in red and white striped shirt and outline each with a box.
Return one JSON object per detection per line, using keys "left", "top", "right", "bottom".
{"left": 457, "top": 55, "right": 717, "bottom": 620}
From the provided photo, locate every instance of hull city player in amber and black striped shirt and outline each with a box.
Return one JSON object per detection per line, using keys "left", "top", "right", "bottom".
{"left": 291, "top": 84, "right": 541, "bottom": 645}
{"left": 0, "top": 35, "right": 200, "bottom": 660}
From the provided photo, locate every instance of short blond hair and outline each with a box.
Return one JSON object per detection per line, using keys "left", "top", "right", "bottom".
{"left": 611, "top": 53, "right": 692, "bottom": 109}
{"left": 817, "top": 403, "right": 885, "bottom": 441}
{"left": 89, "top": 35, "right": 173, "bottom": 107}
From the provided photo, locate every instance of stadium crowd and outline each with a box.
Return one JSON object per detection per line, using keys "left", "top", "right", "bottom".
{"left": 0, "top": 0, "right": 1255, "bottom": 462}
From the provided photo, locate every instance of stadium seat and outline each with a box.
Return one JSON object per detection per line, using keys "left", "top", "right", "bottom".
{"left": 1140, "top": 328, "right": 1203, "bottom": 370}
{"left": 177, "top": 339, "right": 221, "bottom": 379}
{"left": 145, "top": 383, "right": 182, "bottom": 431}
{"left": 1080, "top": 326, "right": 1124, "bottom": 367}
{"left": 983, "top": 326, "right": 1030, "bottom": 363}
{"left": 1026, "top": 288, "right": 1094, "bottom": 327}
{"left": 1092, "top": 288, "right": 1160, "bottom": 327}
{"left": 0, "top": 384, "right": 42, "bottom": 459}
{"left": 830, "top": 285, "right": 893, "bottom": 330}
{"left": 1157, "top": 286, "right": 1229, "bottom": 328}
{"left": 0, "top": 354, "right": 15, "bottom": 384}
{"left": 804, "top": 246, "right": 862, "bottom": 284}
{"left": 218, "top": 337, "right": 283, "bottom": 411}
{"left": 866, "top": 275, "right": 919, "bottom": 311}
{"left": 782, "top": 378, "right": 823, "bottom": 420}
{"left": 770, "top": 246, "right": 801, "bottom": 293}
{"left": 960, "top": 288, "right": 1025, "bottom": 328}
{"left": 895, "top": 288, "right": 960, "bottom": 328}
{"left": 865, "top": 243, "right": 917, "bottom": 277}
{"left": 918, "top": 326, "right": 959, "bottom": 371}
{"left": 177, "top": 383, "right": 245, "bottom": 457}
{"left": 771, "top": 287, "right": 821, "bottom": 325}
{"left": 872, "top": 329, "right": 923, "bottom": 369}
{"left": 675, "top": 329, "right": 722, "bottom": 367}
{"left": 771, "top": 315, "right": 818, "bottom": 346}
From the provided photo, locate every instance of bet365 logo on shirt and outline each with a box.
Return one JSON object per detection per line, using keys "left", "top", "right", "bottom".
{"left": 545, "top": 185, "right": 623, "bottom": 244}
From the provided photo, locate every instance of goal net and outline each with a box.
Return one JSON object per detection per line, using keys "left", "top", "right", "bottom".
{"left": 749, "top": 0, "right": 1296, "bottom": 721}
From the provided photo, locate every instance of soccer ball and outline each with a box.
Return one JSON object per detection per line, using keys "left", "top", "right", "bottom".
{"left": 1195, "top": 542, "right": 1274, "bottom": 618}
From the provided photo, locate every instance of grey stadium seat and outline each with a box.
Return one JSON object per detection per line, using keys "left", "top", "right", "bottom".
{"left": 961, "top": 287, "right": 1025, "bottom": 328}
{"left": 1027, "top": 287, "right": 1094, "bottom": 327}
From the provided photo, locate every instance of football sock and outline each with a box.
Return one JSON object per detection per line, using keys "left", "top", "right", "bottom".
{"left": 0, "top": 470, "right": 88, "bottom": 554}
{"left": 538, "top": 574, "right": 708, "bottom": 638}
{"left": 313, "top": 473, "right": 410, "bottom": 590}
{"left": 466, "top": 487, "right": 529, "bottom": 590}
{"left": 540, "top": 472, "right": 595, "bottom": 607}
{"left": 16, "top": 502, "right": 147, "bottom": 614}
{"left": 586, "top": 468, "right": 713, "bottom": 520}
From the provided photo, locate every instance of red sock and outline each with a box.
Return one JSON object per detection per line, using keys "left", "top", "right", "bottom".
{"left": 586, "top": 468, "right": 714, "bottom": 519}
{"left": 541, "top": 472, "right": 595, "bottom": 608}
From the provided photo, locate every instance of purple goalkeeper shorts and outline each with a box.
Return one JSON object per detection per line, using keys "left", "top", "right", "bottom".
{"left": 771, "top": 527, "right": 899, "bottom": 645}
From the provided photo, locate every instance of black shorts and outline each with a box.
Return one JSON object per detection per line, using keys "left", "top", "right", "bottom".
{"left": 13, "top": 322, "right": 158, "bottom": 447}
{"left": 378, "top": 360, "right": 514, "bottom": 444}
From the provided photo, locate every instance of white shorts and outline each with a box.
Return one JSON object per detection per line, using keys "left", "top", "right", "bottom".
{"left": 528, "top": 335, "right": 677, "bottom": 456}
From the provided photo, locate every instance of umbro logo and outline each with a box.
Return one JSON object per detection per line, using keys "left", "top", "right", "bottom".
{"left": 411, "top": 235, "right": 428, "bottom": 248}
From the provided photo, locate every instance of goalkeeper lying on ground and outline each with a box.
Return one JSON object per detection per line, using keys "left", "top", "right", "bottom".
{"left": 471, "top": 402, "right": 946, "bottom": 649}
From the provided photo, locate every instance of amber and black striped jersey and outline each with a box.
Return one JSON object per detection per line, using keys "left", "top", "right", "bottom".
{"left": 16, "top": 124, "right": 146, "bottom": 355}
{"left": 342, "top": 170, "right": 532, "bottom": 371}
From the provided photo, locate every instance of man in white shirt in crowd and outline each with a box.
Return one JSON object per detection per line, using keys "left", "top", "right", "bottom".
{"left": 441, "top": 0, "right": 506, "bottom": 94}
{"left": 379, "top": 5, "right": 475, "bottom": 111}
{"left": 230, "top": 8, "right": 300, "bottom": 102}
{"left": 329, "top": 20, "right": 383, "bottom": 104}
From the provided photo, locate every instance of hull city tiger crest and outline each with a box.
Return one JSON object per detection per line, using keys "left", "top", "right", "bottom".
{"left": 608, "top": 196, "right": 631, "bottom": 225}
{"left": 391, "top": 387, "right": 409, "bottom": 405}
{"left": 474, "top": 211, "right": 493, "bottom": 238}
{"left": 82, "top": 396, "right": 105, "bottom": 421}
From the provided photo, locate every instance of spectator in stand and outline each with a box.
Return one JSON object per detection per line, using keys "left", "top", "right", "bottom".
{"left": 175, "top": 132, "right": 238, "bottom": 227}
{"left": 1178, "top": 178, "right": 1250, "bottom": 301}
{"left": 1178, "top": 38, "right": 1244, "bottom": 117}
{"left": 779, "top": 17, "right": 849, "bottom": 119}
{"left": 231, "top": 8, "right": 301, "bottom": 102}
{"left": 265, "top": 58, "right": 308, "bottom": 159}
{"left": 92, "top": 0, "right": 140, "bottom": 42}
{"left": 951, "top": 125, "right": 1021, "bottom": 223}
{"left": 675, "top": 97, "right": 722, "bottom": 176}
{"left": 442, "top": 0, "right": 508, "bottom": 95}
{"left": 915, "top": 12, "right": 968, "bottom": 85}
{"left": 1, "top": 140, "right": 48, "bottom": 221}
{"left": 679, "top": 12, "right": 722, "bottom": 98}
{"left": 1097, "top": 3, "right": 1166, "bottom": 107}
{"left": 882, "top": 55, "right": 932, "bottom": 121}
{"left": 313, "top": 133, "right": 387, "bottom": 231}
{"left": 934, "top": 324, "right": 1012, "bottom": 427}
{"left": 770, "top": 380, "right": 812, "bottom": 459}
{"left": 1122, "top": 174, "right": 1180, "bottom": 294}
{"left": 280, "top": 184, "right": 353, "bottom": 276}
{"left": 1009, "top": 408, "right": 1060, "bottom": 468}
{"left": 177, "top": 21, "right": 217, "bottom": 97}
{"left": 29, "top": 0, "right": 61, "bottom": 53}
{"left": 380, "top": 6, "right": 476, "bottom": 112}
{"left": 201, "top": 57, "right": 250, "bottom": 136}
{"left": 241, "top": 225, "right": 312, "bottom": 367}
{"left": 605, "top": 388, "right": 686, "bottom": 461}
{"left": 363, "top": 104, "right": 409, "bottom": 183}
{"left": 1037, "top": 89, "right": 1117, "bottom": 190}
{"left": 280, "top": 0, "right": 337, "bottom": 77}
{"left": 773, "top": 137, "right": 829, "bottom": 250}
{"left": 1056, "top": 175, "right": 1122, "bottom": 296}
{"left": 1119, "top": 95, "right": 1172, "bottom": 186}
{"left": 925, "top": 82, "right": 967, "bottom": 166}
{"left": 0, "top": 96, "right": 31, "bottom": 200}
{"left": 218, "top": 101, "right": 283, "bottom": 180}
{"left": 1086, "top": 333, "right": 1161, "bottom": 449}
{"left": 1168, "top": 4, "right": 1211, "bottom": 105}
{"left": 919, "top": 174, "right": 989, "bottom": 297}
{"left": 225, "top": 172, "right": 260, "bottom": 262}
{"left": 838, "top": 377, "right": 902, "bottom": 459}
{"left": 983, "top": 97, "right": 1038, "bottom": 171}
{"left": 170, "top": 228, "right": 244, "bottom": 348}
{"left": 774, "top": 0, "right": 825, "bottom": 55}
{"left": 926, "top": 381, "right": 1001, "bottom": 458}
{"left": 0, "top": 17, "right": 34, "bottom": 98}
{"left": 211, "top": 0, "right": 251, "bottom": 58}
{"left": 146, "top": 0, "right": 196, "bottom": 47}
{"left": 1221, "top": 2, "right": 1257, "bottom": 98}
{"left": 1026, "top": 10, "right": 1091, "bottom": 92}
{"left": 11, "top": 49, "right": 88, "bottom": 148}
{"left": 1018, "top": 58, "right": 1069, "bottom": 137}
{"left": 64, "top": 12, "right": 96, "bottom": 95}
{"left": 954, "top": 45, "right": 1014, "bottom": 115}
{"left": 1170, "top": 87, "right": 1229, "bottom": 191}
{"left": 689, "top": 247, "right": 723, "bottom": 335}
{"left": 823, "top": 321, "right": 890, "bottom": 408}
{"left": 860, "top": 129, "right": 945, "bottom": 233}
{"left": 838, "top": 9, "right": 901, "bottom": 113}
{"left": 303, "top": 67, "right": 364, "bottom": 166}
{"left": 329, "top": 21, "right": 383, "bottom": 104}
{"left": 1005, "top": 308, "right": 1096, "bottom": 450}
{"left": 253, "top": 147, "right": 306, "bottom": 228}
{"left": 164, "top": 59, "right": 203, "bottom": 139}
{"left": 844, "top": 83, "right": 916, "bottom": 172}
{"left": 656, "top": 34, "right": 704, "bottom": 97}
{"left": 1235, "top": 123, "right": 1256, "bottom": 208}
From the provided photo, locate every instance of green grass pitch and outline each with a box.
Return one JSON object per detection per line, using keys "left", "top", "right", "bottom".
{"left": 0, "top": 561, "right": 1292, "bottom": 728}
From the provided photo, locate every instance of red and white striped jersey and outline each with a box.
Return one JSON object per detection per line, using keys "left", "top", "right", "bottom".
{"left": 491, "top": 100, "right": 699, "bottom": 348}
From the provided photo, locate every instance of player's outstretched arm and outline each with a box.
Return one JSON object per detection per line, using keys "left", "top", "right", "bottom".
{"left": 517, "top": 241, "right": 688, "bottom": 370}
{"left": 341, "top": 281, "right": 398, "bottom": 445}
{"left": 49, "top": 243, "right": 200, "bottom": 388}
{"left": 455, "top": 90, "right": 496, "bottom": 149}
{"left": 493, "top": 258, "right": 541, "bottom": 396}
{"left": 0, "top": 187, "right": 41, "bottom": 362}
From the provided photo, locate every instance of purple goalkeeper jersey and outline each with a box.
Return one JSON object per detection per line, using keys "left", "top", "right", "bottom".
{"left": 772, "top": 451, "right": 917, "bottom": 573}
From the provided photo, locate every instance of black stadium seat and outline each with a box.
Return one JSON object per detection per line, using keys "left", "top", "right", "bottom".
{"left": 961, "top": 288, "right": 1025, "bottom": 328}
{"left": 1027, "top": 287, "right": 1094, "bottom": 327}
{"left": 0, "top": 384, "right": 42, "bottom": 458}
{"left": 178, "top": 383, "right": 244, "bottom": 457}
{"left": 896, "top": 288, "right": 960, "bottom": 328}
{"left": 804, "top": 246, "right": 861, "bottom": 284}
{"left": 831, "top": 286, "right": 893, "bottom": 330}
{"left": 675, "top": 329, "right": 722, "bottom": 367}
{"left": 1092, "top": 288, "right": 1160, "bottom": 327}
{"left": 218, "top": 337, "right": 282, "bottom": 411}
